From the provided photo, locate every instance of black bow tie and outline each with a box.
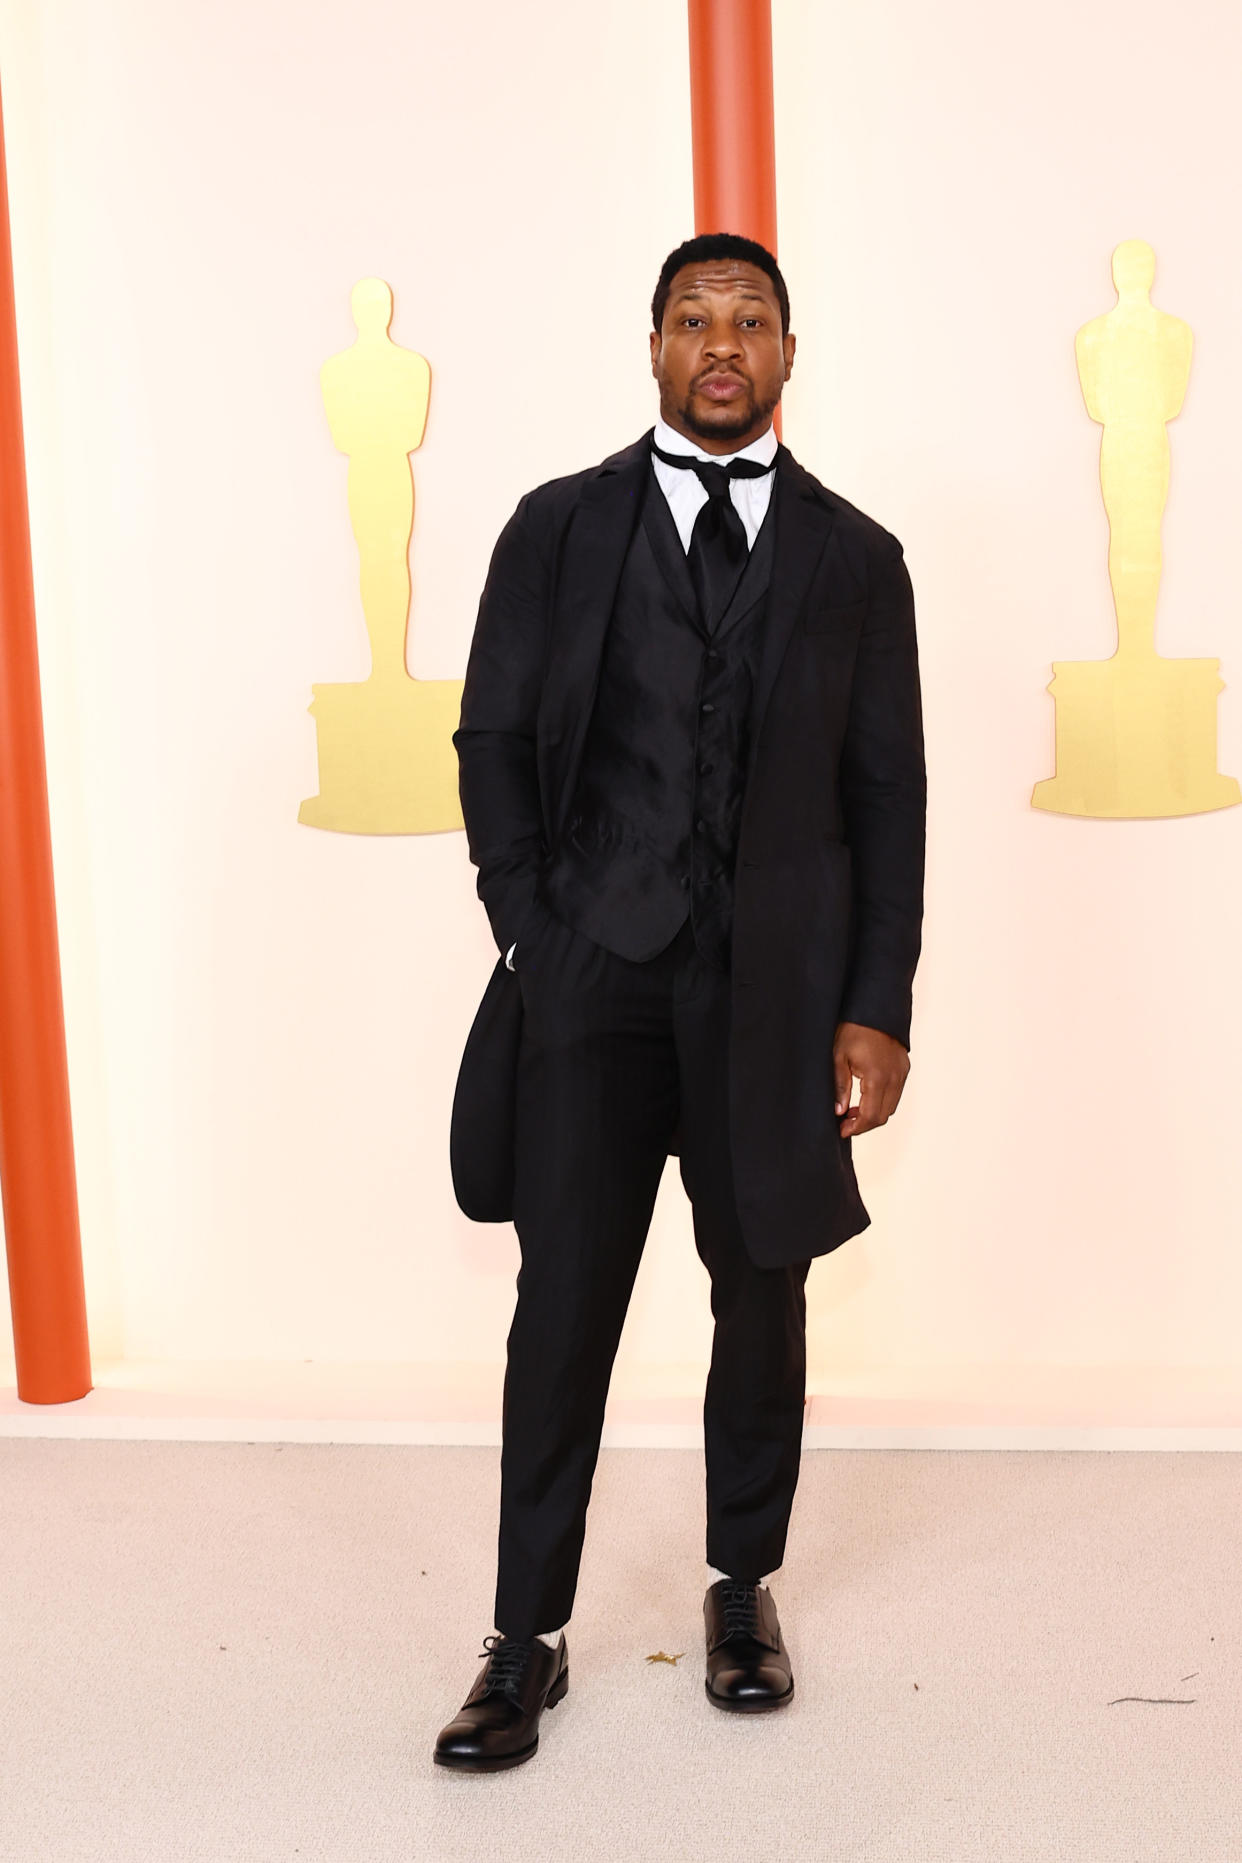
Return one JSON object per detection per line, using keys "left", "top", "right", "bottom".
{"left": 650, "top": 439, "right": 776, "bottom": 493}
{"left": 651, "top": 439, "right": 775, "bottom": 629}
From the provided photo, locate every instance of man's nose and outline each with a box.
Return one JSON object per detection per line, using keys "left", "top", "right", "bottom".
{"left": 703, "top": 324, "right": 742, "bottom": 360}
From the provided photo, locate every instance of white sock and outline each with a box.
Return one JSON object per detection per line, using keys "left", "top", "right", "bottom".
{"left": 708, "top": 1565, "right": 769, "bottom": 1589}
{"left": 492, "top": 1624, "right": 564, "bottom": 1647}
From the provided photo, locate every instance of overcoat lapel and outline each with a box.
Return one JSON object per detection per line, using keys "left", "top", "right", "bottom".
{"left": 747, "top": 446, "right": 837, "bottom": 776}
{"left": 537, "top": 431, "right": 652, "bottom": 836}
{"left": 640, "top": 470, "right": 700, "bottom": 628}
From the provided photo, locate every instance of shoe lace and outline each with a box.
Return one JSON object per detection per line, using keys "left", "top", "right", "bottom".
{"left": 475, "top": 1632, "right": 535, "bottom": 1697}
{"left": 718, "top": 1581, "right": 762, "bottom": 1640}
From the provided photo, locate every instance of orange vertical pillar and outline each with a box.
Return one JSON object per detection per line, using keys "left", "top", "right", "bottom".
{"left": 0, "top": 74, "right": 92, "bottom": 1403}
{"left": 687, "top": 0, "right": 778, "bottom": 252}
{"left": 687, "top": 0, "right": 781, "bottom": 434}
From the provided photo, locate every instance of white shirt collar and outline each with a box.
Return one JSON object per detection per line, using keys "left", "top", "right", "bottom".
{"left": 653, "top": 413, "right": 778, "bottom": 470}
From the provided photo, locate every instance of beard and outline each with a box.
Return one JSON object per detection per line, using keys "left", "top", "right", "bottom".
{"left": 674, "top": 376, "right": 781, "bottom": 442}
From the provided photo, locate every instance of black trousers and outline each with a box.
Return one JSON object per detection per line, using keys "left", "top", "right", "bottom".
{"left": 494, "top": 907, "right": 812, "bottom": 1639}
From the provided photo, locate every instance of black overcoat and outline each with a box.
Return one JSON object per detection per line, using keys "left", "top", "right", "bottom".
{"left": 449, "top": 429, "right": 926, "bottom": 1267}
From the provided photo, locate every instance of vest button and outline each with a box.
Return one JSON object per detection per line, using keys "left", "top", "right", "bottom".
{"left": 701, "top": 701, "right": 715, "bottom": 713}
{"left": 698, "top": 761, "right": 713, "bottom": 774}
{"left": 706, "top": 648, "right": 720, "bottom": 661}
{"left": 695, "top": 818, "right": 706, "bottom": 831}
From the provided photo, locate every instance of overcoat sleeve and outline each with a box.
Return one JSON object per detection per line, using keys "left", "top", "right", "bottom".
{"left": 836, "top": 532, "right": 927, "bottom": 1053}
{"left": 452, "top": 495, "right": 552, "bottom": 956}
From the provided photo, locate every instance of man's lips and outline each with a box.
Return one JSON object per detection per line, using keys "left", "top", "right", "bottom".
{"left": 696, "top": 374, "right": 747, "bottom": 401}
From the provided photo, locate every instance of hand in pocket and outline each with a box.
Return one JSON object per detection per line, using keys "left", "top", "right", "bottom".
{"left": 512, "top": 905, "right": 558, "bottom": 974}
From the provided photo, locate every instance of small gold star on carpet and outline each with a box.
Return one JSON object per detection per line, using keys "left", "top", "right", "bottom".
{"left": 645, "top": 1650, "right": 685, "bottom": 1665}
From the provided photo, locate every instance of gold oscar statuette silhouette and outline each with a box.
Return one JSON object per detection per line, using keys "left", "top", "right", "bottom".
{"left": 299, "top": 277, "right": 464, "bottom": 833}
{"left": 1031, "top": 240, "right": 1239, "bottom": 818}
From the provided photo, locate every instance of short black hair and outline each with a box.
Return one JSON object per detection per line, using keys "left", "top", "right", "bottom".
{"left": 652, "top": 232, "right": 790, "bottom": 337}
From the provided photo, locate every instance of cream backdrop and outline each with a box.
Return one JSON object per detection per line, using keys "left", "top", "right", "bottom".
{"left": 1, "top": 0, "right": 1240, "bottom": 1407}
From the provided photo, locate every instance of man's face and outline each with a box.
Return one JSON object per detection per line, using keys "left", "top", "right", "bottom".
{"left": 649, "top": 259, "right": 795, "bottom": 454}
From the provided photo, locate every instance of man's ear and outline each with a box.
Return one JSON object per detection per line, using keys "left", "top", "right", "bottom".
{"left": 784, "top": 331, "right": 796, "bottom": 381}
{"left": 649, "top": 329, "right": 661, "bottom": 376}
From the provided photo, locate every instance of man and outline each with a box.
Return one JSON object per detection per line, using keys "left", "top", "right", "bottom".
{"left": 436, "top": 233, "right": 926, "bottom": 1770}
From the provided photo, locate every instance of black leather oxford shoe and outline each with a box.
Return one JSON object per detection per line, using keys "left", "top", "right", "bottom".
{"left": 704, "top": 1579, "right": 795, "bottom": 1712}
{"left": 433, "top": 1631, "right": 569, "bottom": 1771}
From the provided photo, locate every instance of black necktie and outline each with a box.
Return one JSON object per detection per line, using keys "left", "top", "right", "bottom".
{"left": 651, "top": 440, "right": 775, "bottom": 629}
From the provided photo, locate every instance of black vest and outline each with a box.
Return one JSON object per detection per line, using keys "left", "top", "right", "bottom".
{"left": 541, "top": 463, "right": 776, "bottom": 969}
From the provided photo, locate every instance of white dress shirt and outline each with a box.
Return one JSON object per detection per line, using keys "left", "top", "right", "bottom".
{"left": 505, "top": 415, "right": 779, "bottom": 970}
{"left": 648, "top": 412, "right": 778, "bottom": 549}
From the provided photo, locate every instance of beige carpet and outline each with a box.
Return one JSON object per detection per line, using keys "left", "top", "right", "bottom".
{"left": 0, "top": 1440, "right": 1238, "bottom": 1862}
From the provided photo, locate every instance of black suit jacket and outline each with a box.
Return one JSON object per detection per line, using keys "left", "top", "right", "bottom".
{"left": 450, "top": 428, "right": 926, "bottom": 1266}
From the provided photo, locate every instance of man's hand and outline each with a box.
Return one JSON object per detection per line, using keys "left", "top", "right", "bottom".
{"left": 833, "top": 1022, "right": 910, "bottom": 1137}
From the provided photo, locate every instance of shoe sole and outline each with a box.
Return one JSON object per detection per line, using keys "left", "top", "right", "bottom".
{"left": 704, "top": 1676, "right": 795, "bottom": 1714}
{"left": 433, "top": 1667, "right": 569, "bottom": 1771}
